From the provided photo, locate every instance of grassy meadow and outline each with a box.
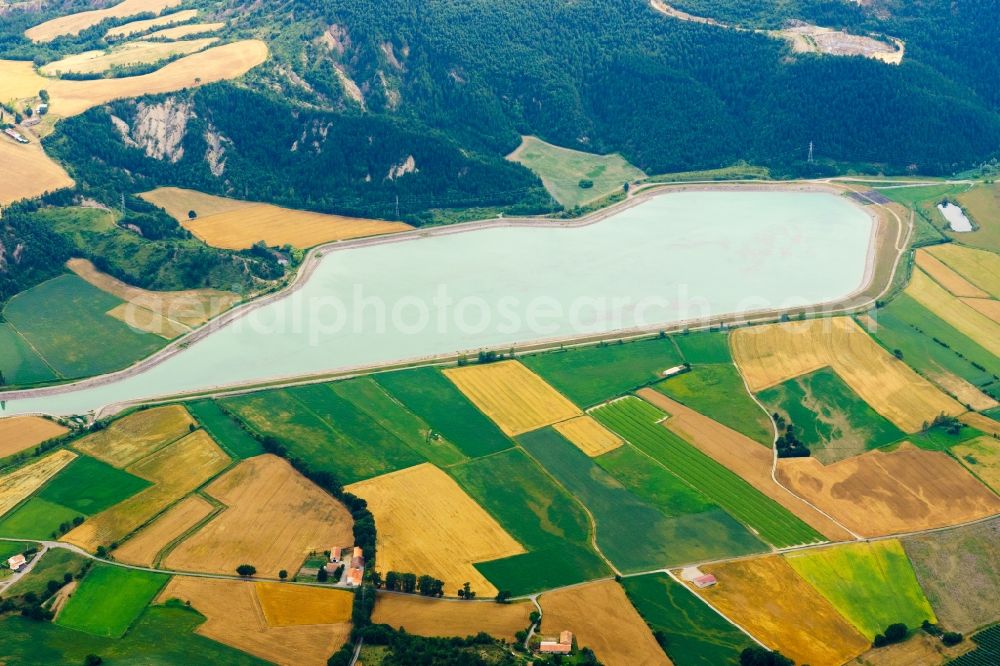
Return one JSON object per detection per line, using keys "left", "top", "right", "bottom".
{"left": 654, "top": 364, "right": 773, "bottom": 445}
{"left": 186, "top": 400, "right": 264, "bottom": 459}
{"left": 374, "top": 367, "right": 513, "bottom": 457}
{"left": 593, "top": 397, "right": 823, "bottom": 548}
{"left": 758, "top": 367, "right": 905, "bottom": 462}
{"left": 622, "top": 573, "right": 753, "bottom": 666}
{"left": 507, "top": 135, "right": 645, "bottom": 208}
{"left": 2, "top": 274, "right": 165, "bottom": 379}
{"left": 0, "top": 498, "right": 82, "bottom": 540}
{"left": 38, "top": 455, "right": 150, "bottom": 515}
{"left": 449, "top": 448, "right": 609, "bottom": 593}
{"left": 56, "top": 565, "right": 169, "bottom": 638}
{"left": 521, "top": 336, "right": 683, "bottom": 407}
{"left": 785, "top": 540, "right": 936, "bottom": 640}
{"left": 0, "top": 323, "right": 58, "bottom": 386}
{"left": 519, "top": 428, "right": 766, "bottom": 573}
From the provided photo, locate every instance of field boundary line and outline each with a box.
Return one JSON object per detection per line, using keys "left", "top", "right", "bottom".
{"left": 2, "top": 316, "right": 64, "bottom": 380}
{"left": 663, "top": 567, "right": 769, "bottom": 650}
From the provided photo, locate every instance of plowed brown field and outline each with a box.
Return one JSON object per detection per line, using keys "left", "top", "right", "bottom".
{"left": 777, "top": 443, "right": 1000, "bottom": 537}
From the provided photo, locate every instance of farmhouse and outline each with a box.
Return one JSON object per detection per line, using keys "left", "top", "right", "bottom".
{"left": 680, "top": 566, "right": 717, "bottom": 588}
{"left": 539, "top": 630, "right": 574, "bottom": 654}
{"left": 7, "top": 554, "right": 27, "bottom": 571}
{"left": 661, "top": 364, "right": 688, "bottom": 378}
{"left": 330, "top": 546, "right": 342, "bottom": 562}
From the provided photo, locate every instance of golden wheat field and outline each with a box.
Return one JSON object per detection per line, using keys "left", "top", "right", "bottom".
{"left": 158, "top": 577, "right": 350, "bottom": 666}
{"left": 731, "top": 317, "right": 964, "bottom": 432}
{"left": 164, "top": 454, "right": 354, "bottom": 577}
{"left": 72, "top": 405, "right": 195, "bottom": 468}
{"left": 777, "top": 443, "right": 1000, "bottom": 537}
{"left": 140, "top": 186, "right": 412, "bottom": 249}
{"left": 553, "top": 415, "right": 623, "bottom": 457}
{"left": 104, "top": 9, "right": 199, "bottom": 39}
{"left": 960, "top": 411, "right": 1000, "bottom": 436}
{"left": 539, "top": 580, "right": 669, "bottom": 666}
{"left": 906, "top": 268, "right": 1000, "bottom": 358}
{"left": 925, "top": 369, "right": 999, "bottom": 411}
{"left": 444, "top": 360, "right": 582, "bottom": 436}
{"left": 65, "top": 430, "right": 230, "bottom": 550}
{"left": 372, "top": 592, "right": 532, "bottom": 641}
{"left": 0, "top": 417, "right": 68, "bottom": 458}
{"left": 0, "top": 138, "right": 75, "bottom": 206}
{"left": 256, "top": 583, "right": 354, "bottom": 626}
{"left": 928, "top": 243, "right": 1000, "bottom": 298}
{"left": 689, "top": 557, "right": 870, "bottom": 666}
{"left": 25, "top": 0, "right": 182, "bottom": 41}
{"left": 951, "top": 436, "right": 1000, "bottom": 494}
{"left": 69, "top": 258, "right": 240, "bottom": 329}
{"left": 915, "top": 249, "right": 990, "bottom": 298}
{"left": 41, "top": 38, "right": 217, "bottom": 76}
{"left": 0, "top": 41, "right": 267, "bottom": 118}
{"left": 146, "top": 22, "right": 226, "bottom": 40}
{"left": 346, "top": 463, "right": 524, "bottom": 597}
{"left": 114, "top": 494, "right": 216, "bottom": 567}
{"left": 0, "top": 450, "right": 76, "bottom": 517}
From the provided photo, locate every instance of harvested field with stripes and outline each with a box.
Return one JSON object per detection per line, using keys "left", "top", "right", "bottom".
{"left": 444, "top": 360, "right": 581, "bottom": 436}
{"left": 64, "top": 430, "right": 230, "bottom": 550}
{"left": 25, "top": 0, "right": 181, "bottom": 41}
{"left": 637, "top": 388, "right": 853, "bottom": 541}
{"left": 687, "top": 556, "right": 870, "bottom": 666}
{"left": 114, "top": 494, "right": 216, "bottom": 567}
{"left": 0, "top": 138, "right": 74, "bottom": 206}
{"left": 140, "top": 187, "right": 411, "bottom": 250}
{"left": 163, "top": 454, "right": 353, "bottom": 577}
{"left": 915, "top": 249, "right": 990, "bottom": 297}
{"left": 731, "top": 317, "right": 964, "bottom": 432}
{"left": 72, "top": 405, "right": 195, "bottom": 468}
{"left": 906, "top": 269, "right": 1000, "bottom": 358}
{"left": 41, "top": 38, "right": 218, "bottom": 76}
{"left": 158, "top": 577, "right": 350, "bottom": 665}
{"left": 553, "top": 415, "right": 622, "bottom": 456}
{"left": 777, "top": 443, "right": 1000, "bottom": 537}
{"left": 0, "top": 450, "right": 76, "bottom": 517}
{"left": 928, "top": 244, "right": 1000, "bottom": 298}
{"left": 372, "top": 593, "right": 532, "bottom": 641}
{"left": 0, "top": 417, "right": 67, "bottom": 458}
{"left": 346, "top": 463, "right": 524, "bottom": 597}
{"left": 0, "top": 41, "right": 267, "bottom": 118}
{"left": 104, "top": 9, "right": 199, "bottom": 39}
{"left": 951, "top": 435, "right": 1000, "bottom": 493}
{"left": 539, "top": 580, "right": 669, "bottom": 666}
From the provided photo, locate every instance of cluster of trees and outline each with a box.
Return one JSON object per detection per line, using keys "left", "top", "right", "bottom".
{"left": 328, "top": 625, "right": 522, "bottom": 666}
{"left": 922, "top": 619, "right": 963, "bottom": 647}
{"left": 0, "top": 201, "right": 75, "bottom": 304}
{"left": 773, "top": 414, "right": 809, "bottom": 458}
{"left": 872, "top": 622, "right": 908, "bottom": 648}
{"left": 376, "top": 571, "right": 445, "bottom": 597}
{"left": 740, "top": 646, "right": 793, "bottom": 666}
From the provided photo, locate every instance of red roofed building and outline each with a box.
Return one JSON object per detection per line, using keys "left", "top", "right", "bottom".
{"left": 538, "top": 630, "right": 573, "bottom": 654}
{"left": 330, "top": 546, "right": 342, "bottom": 562}
{"left": 7, "top": 554, "right": 26, "bottom": 572}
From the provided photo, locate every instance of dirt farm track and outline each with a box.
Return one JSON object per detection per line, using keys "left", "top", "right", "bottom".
{"left": 0, "top": 180, "right": 908, "bottom": 420}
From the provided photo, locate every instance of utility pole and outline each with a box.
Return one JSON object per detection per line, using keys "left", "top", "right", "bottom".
{"left": 808, "top": 141, "right": 814, "bottom": 164}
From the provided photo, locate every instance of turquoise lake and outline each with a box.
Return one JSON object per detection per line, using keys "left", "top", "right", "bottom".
{"left": 1, "top": 190, "right": 874, "bottom": 417}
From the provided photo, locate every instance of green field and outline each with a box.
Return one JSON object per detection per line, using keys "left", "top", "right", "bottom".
{"left": 592, "top": 397, "right": 823, "bottom": 548}
{"left": 38, "top": 455, "right": 150, "bottom": 514}
{"left": 903, "top": 420, "right": 983, "bottom": 452}
{"left": 2, "top": 274, "right": 165, "bottom": 380}
{"left": 785, "top": 540, "right": 936, "bottom": 640}
{"left": 0, "top": 498, "right": 82, "bottom": 540}
{"left": 622, "top": 573, "right": 753, "bottom": 666}
{"left": 654, "top": 364, "right": 773, "bottom": 445}
{"left": 757, "top": 367, "right": 905, "bottom": 463}
{"left": 448, "top": 448, "right": 608, "bottom": 594}
{"left": 0, "top": 323, "right": 58, "bottom": 386}
{"left": 521, "top": 337, "right": 683, "bottom": 407}
{"left": 187, "top": 400, "right": 264, "bottom": 459}
{"left": 328, "top": 377, "right": 467, "bottom": 466}
{"left": 673, "top": 331, "right": 733, "bottom": 364}
{"left": 519, "top": 428, "right": 766, "bottom": 573}
{"left": 863, "top": 295, "right": 1000, "bottom": 387}
{"left": 221, "top": 384, "right": 424, "bottom": 484}
{"left": 374, "top": 367, "right": 513, "bottom": 457}
{"left": 595, "top": 444, "right": 717, "bottom": 517}
{"left": 508, "top": 135, "right": 645, "bottom": 208}
{"left": 876, "top": 183, "right": 969, "bottom": 247}
{"left": 5, "top": 548, "right": 89, "bottom": 599}
{"left": 56, "top": 565, "right": 169, "bottom": 638}
{"left": 0, "top": 541, "right": 31, "bottom": 566}
{"left": 0, "top": 604, "right": 265, "bottom": 664}
{"left": 953, "top": 182, "right": 1000, "bottom": 251}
